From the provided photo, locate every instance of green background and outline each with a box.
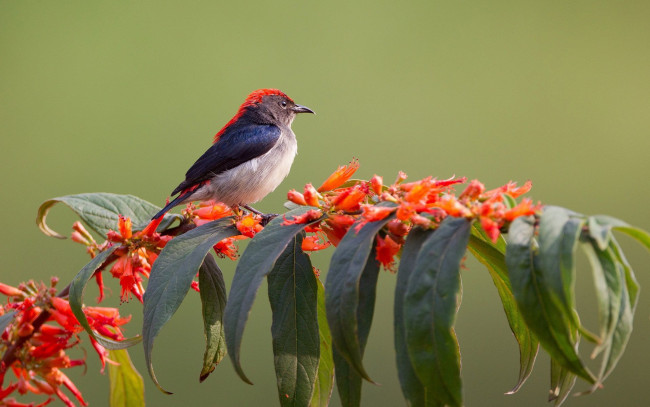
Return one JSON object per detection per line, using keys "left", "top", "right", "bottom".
{"left": 1, "top": 1, "right": 649, "bottom": 406}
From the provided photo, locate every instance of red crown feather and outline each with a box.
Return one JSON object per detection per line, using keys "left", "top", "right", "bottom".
{"left": 213, "top": 89, "right": 292, "bottom": 143}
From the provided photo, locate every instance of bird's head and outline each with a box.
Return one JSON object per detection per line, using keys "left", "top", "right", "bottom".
{"left": 214, "top": 89, "right": 314, "bottom": 143}
{"left": 244, "top": 88, "right": 314, "bottom": 127}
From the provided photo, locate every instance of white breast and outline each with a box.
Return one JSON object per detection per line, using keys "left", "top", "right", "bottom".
{"left": 195, "top": 129, "right": 298, "bottom": 206}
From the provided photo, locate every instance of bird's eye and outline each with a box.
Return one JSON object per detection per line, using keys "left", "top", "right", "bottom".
{"left": 281, "top": 101, "right": 287, "bottom": 108}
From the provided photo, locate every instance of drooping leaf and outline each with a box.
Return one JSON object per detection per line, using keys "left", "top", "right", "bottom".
{"left": 403, "top": 217, "right": 470, "bottom": 407}
{"left": 332, "top": 253, "right": 381, "bottom": 407}
{"left": 310, "top": 278, "right": 334, "bottom": 407}
{"left": 581, "top": 239, "right": 635, "bottom": 391}
{"left": 549, "top": 359, "right": 577, "bottom": 406}
{"left": 468, "top": 228, "right": 539, "bottom": 394}
{"left": 199, "top": 253, "right": 228, "bottom": 382}
{"left": 37, "top": 193, "right": 179, "bottom": 239}
{"left": 589, "top": 215, "right": 650, "bottom": 251}
{"left": 394, "top": 227, "right": 432, "bottom": 406}
{"left": 69, "top": 246, "right": 141, "bottom": 349}
{"left": 225, "top": 206, "right": 322, "bottom": 385}
{"left": 536, "top": 207, "right": 583, "bottom": 331}
{"left": 325, "top": 215, "right": 392, "bottom": 383}
{"left": 142, "top": 217, "right": 238, "bottom": 393}
{"left": 108, "top": 349, "right": 145, "bottom": 407}
{"left": 0, "top": 311, "right": 16, "bottom": 332}
{"left": 268, "top": 233, "right": 319, "bottom": 407}
{"left": 506, "top": 216, "right": 595, "bottom": 383}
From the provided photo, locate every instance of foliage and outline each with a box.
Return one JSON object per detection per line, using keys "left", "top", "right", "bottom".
{"left": 1, "top": 162, "right": 649, "bottom": 406}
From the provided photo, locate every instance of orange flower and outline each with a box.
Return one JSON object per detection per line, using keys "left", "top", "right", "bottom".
{"left": 317, "top": 159, "right": 360, "bottom": 192}
{"left": 213, "top": 236, "right": 243, "bottom": 260}
{"left": 301, "top": 235, "right": 331, "bottom": 251}
{"left": 504, "top": 198, "right": 540, "bottom": 221}
{"left": 303, "top": 183, "right": 321, "bottom": 207}
{"left": 360, "top": 204, "right": 396, "bottom": 222}
{"left": 332, "top": 184, "right": 368, "bottom": 212}
{"left": 375, "top": 235, "right": 401, "bottom": 271}
{"left": 287, "top": 189, "right": 307, "bottom": 206}
{"left": 117, "top": 216, "right": 132, "bottom": 240}
{"left": 370, "top": 175, "right": 383, "bottom": 195}
{"left": 434, "top": 195, "right": 472, "bottom": 217}
{"left": 236, "top": 214, "right": 263, "bottom": 238}
{"left": 483, "top": 180, "right": 532, "bottom": 199}
{"left": 282, "top": 209, "right": 323, "bottom": 225}
{"left": 480, "top": 216, "right": 501, "bottom": 243}
{"left": 321, "top": 214, "right": 355, "bottom": 247}
{"left": 459, "top": 179, "right": 485, "bottom": 200}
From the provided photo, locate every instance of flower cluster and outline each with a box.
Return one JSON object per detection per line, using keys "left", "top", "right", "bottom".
{"left": 285, "top": 159, "right": 540, "bottom": 270}
{"left": 0, "top": 279, "right": 130, "bottom": 407}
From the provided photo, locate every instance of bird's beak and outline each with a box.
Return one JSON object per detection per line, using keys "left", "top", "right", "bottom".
{"left": 292, "top": 104, "right": 315, "bottom": 114}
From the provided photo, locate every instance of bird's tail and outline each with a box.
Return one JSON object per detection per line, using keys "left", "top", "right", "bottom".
{"left": 151, "top": 192, "right": 192, "bottom": 220}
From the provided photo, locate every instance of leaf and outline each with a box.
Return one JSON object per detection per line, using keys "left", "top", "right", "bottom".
{"left": 199, "top": 253, "right": 228, "bottom": 382}
{"left": 581, "top": 239, "right": 635, "bottom": 391}
{"left": 108, "top": 349, "right": 145, "bottom": 407}
{"left": 225, "top": 206, "right": 322, "bottom": 385}
{"left": 310, "top": 278, "right": 334, "bottom": 407}
{"left": 506, "top": 216, "right": 595, "bottom": 383}
{"left": 536, "top": 207, "right": 583, "bottom": 330}
{"left": 267, "top": 233, "right": 319, "bottom": 407}
{"left": 468, "top": 229, "right": 539, "bottom": 394}
{"left": 325, "top": 215, "right": 392, "bottom": 383}
{"left": 0, "top": 311, "right": 16, "bottom": 332}
{"left": 589, "top": 215, "right": 650, "bottom": 252}
{"left": 142, "top": 217, "right": 238, "bottom": 393}
{"left": 37, "top": 193, "right": 179, "bottom": 239}
{"left": 394, "top": 227, "right": 432, "bottom": 406}
{"left": 332, "top": 253, "right": 381, "bottom": 407}
{"left": 69, "top": 246, "right": 141, "bottom": 349}
{"left": 549, "top": 359, "right": 577, "bottom": 406}
{"left": 403, "top": 217, "right": 471, "bottom": 407}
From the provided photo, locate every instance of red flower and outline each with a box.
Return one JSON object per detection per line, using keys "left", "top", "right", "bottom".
{"left": 375, "top": 235, "right": 401, "bottom": 271}
{"left": 236, "top": 214, "right": 263, "bottom": 238}
{"left": 332, "top": 184, "right": 368, "bottom": 212}
{"left": 504, "top": 198, "right": 540, "bottom": 221}
{"left": 303, "top": 184, "right": 321, "bottom": 207}
{"left": 370, "top": 175, "right": 383, "bottom": 195}
{"left": 282, "top": 209, "right": 323, "bottom": 226}
{"left": 317, "top": 158, "right": 360, "bottom": 192}
{"left": 287, "top": 190, "right": 307, "bottom": 206}
{"left": 301, "top": 235, "right": 331, "bottom": 251}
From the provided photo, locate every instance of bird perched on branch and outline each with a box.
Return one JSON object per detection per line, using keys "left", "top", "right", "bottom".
{"left": 152, "top": 89, "right": 314, "bottom": 221}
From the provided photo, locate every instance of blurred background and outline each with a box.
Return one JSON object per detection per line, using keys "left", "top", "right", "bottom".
{"left": 1, "top": 1, "right": 649, "bottom": 406}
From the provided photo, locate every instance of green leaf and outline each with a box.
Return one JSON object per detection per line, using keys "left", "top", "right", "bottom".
{"left": 37, "top": 193, "right": 179, "bottom": 239}
{"left": 506, "top": 216, "right": 595, "bottom": 383}
{"left": 325, "top": 215, "right": 392, "bottom": 383}
{"left": 468, "top": 229, "right": 539, "bottom": 394}
{"left": 332, "top": 252, "right": 381, "bottom": 407}
{"left": 199, "top": 253, "right": 228, "bottom": 382}
{"left": 536, "top": 207, "right": 583, "bottom": 330}
{"left": 69, "top": 246, "right": 141, "bottom": 349}
{"left": 225, "top": 206, "right": 322, "bottom": 385}
{"left": 310, "top": 278, "right": 334, "bottom": 407}
{"left": 142, "top": 217, "right": 238, "bottom": 393}
{"left": 404, "top": 217, "right": 470, "bottom": 407}
{"left": 581, "top": 239, "right": 635, "bottom": 392}
{"left": 0, "top": 311, "right": 16, "bottom": 332}
{"left": 108, "top": 349, "right": 145, "bottom": 407}
{"left": 394, "top": 227, "right": 432, "bottom": 406}
{"left": 589, "top": 215, "right": 650, "bottom": 252}
{"left": 549, "top": 359, "right": 577, "bottom": 406}
{"left": 268, "top": 233, "right": 319, "bottom": 407}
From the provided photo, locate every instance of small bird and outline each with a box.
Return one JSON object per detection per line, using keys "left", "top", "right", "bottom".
{"left": 152, "top": 89, "right": 314, "bottom": 221}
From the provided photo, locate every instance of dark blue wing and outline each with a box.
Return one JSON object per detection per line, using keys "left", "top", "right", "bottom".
{"left": 170, "top": 123, "right": 281, "bottom": 196}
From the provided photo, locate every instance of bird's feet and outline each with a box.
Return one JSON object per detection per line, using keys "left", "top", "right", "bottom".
{"left": 241, "top": 204, "right": 278, "bottom": 226}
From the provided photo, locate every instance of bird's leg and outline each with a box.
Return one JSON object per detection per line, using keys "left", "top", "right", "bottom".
{"left": 241, "top": 204, "right": 278, "bottom": 226}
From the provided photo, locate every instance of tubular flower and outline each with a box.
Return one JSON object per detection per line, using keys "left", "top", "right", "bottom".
{"left": 302, "top": 235, "right": 331, "bottom": 251}
{"left": 236, "top": 214, "right": 263, "bottom": 238}
{"left": 317, "top": 158, "right": 360, "bottom": 192}
{"left": 283, "top": 160, "right": 542, "bottom": 269}
{"left": 1, "top": 279, "right": 131, "bottom": 407}
{"left": 375, "top": 235, "right": 401, "bottom": 272}
{"left": 185, "top": 201, "right": 234, "bottom": 227}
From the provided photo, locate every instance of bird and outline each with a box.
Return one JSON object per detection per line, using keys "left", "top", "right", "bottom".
{"left": 151, "top": 88, "right": 314, "bottom": 222}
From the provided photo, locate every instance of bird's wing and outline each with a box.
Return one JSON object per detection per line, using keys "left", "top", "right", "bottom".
{"left": 171, "top": 123, "right": 281, "bottom": 196}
